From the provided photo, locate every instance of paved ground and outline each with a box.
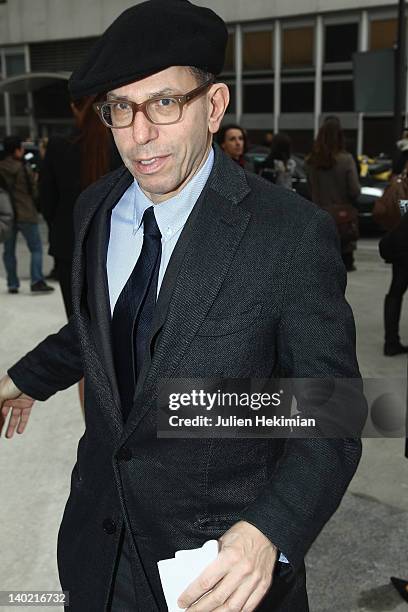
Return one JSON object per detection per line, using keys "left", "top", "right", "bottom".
{"left": 0, "top": 227, "right": 407, "bottom": 611}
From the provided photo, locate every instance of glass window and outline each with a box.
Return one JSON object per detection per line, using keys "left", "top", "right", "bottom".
{"left": 284, "top": 130, "right": 314, "bottom": 155}
{"left": 243, "top": 83, "right": 274, "bottom": 113}
{"left": 5, "top": 54, "right": 25, "bottom": 77}
{"left": 9, "top": 93, "right": 28, "bottom": 116}
{"left": 370, "top": 19, "right": 397, "bottom": 51}
{"left": 363, "top": 117, "right": 394, "bottom": 156}
{"left": 322, "top": 80, "right": 354, "bottom": 112}
{"left": 223, "top": 33, "right": 235, "bottom": 72}
{"left": 10, "top": 124, "right": 30, "bottom": 138}
{"left": 30, "top": 38, "right": 98, "bottom": 72}
{"left": 324, "top": 23, "right": 359, "bottom": 63}
{"left": 243, "top": 30, "right": 273, "bottom": 71}
{"left": 281, "top": 82, "right": 314, "bottom": 112}
{"left": 283, "top": 27, "right": 314, "bottom": 68}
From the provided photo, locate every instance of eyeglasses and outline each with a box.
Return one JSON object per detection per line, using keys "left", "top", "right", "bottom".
{"left": 93, "top": 79, "right": 214, "bottom": 128}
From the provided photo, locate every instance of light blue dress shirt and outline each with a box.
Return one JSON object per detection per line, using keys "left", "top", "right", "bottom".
{"left": 107, "top": 147, "right": 214, "bottom": 314}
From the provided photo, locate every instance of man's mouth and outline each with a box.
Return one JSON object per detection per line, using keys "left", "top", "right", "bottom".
{"left": 133, "top": 155, "right": 170, "bottom": 175}
{"left": 139, "top": 158, "right": 158, "bottom": 165}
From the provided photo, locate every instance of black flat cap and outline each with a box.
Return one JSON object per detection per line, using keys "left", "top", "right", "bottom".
{"left": 69, "top": 0, "right": 228, "bottom": 99}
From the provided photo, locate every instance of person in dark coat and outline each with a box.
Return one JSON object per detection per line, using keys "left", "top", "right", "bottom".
{"left": 260, "top": 132, "right": 296, "bottom": 190}
{"left": 0, "top": 188, "right": 14, "bottom": 243}
{"left": 40, "top": 96, "right": 112, "bottom": 318}
{"left": 393, "top": 131, "right": 408, "bottom": 175}
{"left": 381, "top": 132, "right": 408, "bottom": 356}
{"left": 0, "top": 2, "right": 364, "bottom": 611}
{"left": 40, "top": 96, "right": 116, "bottom": 412}
{"left": 379, "top": 210, "right": 408, "bottom": 355}
{"left": 306, "top": 117, "right": 361, "bottom": 272}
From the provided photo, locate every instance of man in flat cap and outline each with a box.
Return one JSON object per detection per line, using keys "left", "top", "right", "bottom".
{"left": 0, "top": 1, "right": 363, "bottom": 610}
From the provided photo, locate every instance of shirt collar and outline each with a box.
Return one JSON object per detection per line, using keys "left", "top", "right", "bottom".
{"left": 132, "top": 147, "right": 214, "bottom": 240}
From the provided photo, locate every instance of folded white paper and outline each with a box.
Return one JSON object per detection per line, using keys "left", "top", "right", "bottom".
{"left": 158, "top": 540, "right": 219, "bottom": 612}
{"left": 158, "top": 540, "right": 290, "bottom": 611}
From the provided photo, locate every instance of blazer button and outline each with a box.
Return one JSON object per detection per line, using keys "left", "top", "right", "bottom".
{"left": 102, "top": 518, "right": 116, "bottom": 535}
{"left": 117, "top": 447, "right": 132, "bottom": 462}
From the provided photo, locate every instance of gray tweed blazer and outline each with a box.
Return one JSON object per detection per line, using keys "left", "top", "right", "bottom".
{"left": 9, "top": 145, "right": 363, "bottom": 611}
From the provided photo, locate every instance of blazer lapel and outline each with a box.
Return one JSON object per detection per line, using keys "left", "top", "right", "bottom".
{"left": 82, "top": 168, "right": 133, "bottom": 416}
{"left": 122, "top": 147, "right": 252, "bottom": 438}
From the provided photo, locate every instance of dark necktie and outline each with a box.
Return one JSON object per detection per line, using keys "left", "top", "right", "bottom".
{"left": 111, "top": 206, "right": 162, "bottom": 421}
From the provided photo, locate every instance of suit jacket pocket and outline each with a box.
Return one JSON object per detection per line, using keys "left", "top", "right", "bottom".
{"left": 196, "top": 303, "right": 263, "bottom": 337}
{"left": 193, "top": 514, "right": 242, "bottom": 534}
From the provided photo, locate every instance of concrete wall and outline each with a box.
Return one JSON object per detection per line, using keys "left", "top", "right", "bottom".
{"left": 0, "top": 0, "right": 400, "bottom": 46}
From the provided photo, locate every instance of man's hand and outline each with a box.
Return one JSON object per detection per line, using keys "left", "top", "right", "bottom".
{"left": 178, "top": 521, "right": 277, "bottom": 611}
{"left": 0, "top": 375, "right": 35, "bottom": 438}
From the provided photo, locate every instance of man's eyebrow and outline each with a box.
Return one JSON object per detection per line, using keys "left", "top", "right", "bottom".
{"left": 106, "top": 88, "right": 180, "bottom": 101}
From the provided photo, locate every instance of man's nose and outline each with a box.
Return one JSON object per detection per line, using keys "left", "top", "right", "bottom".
{"left": 131, "top": 110, "right": 159, "bottom": 145}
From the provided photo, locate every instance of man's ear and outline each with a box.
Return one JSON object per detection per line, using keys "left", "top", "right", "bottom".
{"left": 208, "top": 83, "right": 230, "bottom": 135}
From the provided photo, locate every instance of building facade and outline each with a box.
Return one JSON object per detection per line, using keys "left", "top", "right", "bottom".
{"left": 0, "top": 0, "right": 405, "bottom": 154}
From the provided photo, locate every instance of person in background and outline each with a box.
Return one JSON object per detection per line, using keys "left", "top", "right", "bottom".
{"left": 38, "top": 137, "right": 48, "bottom": 163}
{"left": 306, "top": 117, "right": 361, "bottom": 272}
{"left": 40, "top": 95, "right": 114, "bottom": 412}
{"left": 217, "top": 123, "right": 254, "bottom": 171}
{"left": 378, "top": 207, "right": 408, "bottom": 355}
{"left": 261, "top": 132, "right": 296, "bottom": 190}
{"left": 263, "top": 130, "right": 274, "bottom": 149}
{"left": 393, "top": 129, "right": 408, "bottom": 175}
{"left": 248, "top": 130, "right": 274, "bottom": 156}
{"left": 390, "top": 434, "right": 408, "bottom": 598}
{"left": 40, "top": 95, "right": 111, "bottom": 319}
{"left": 0, "top": 187, "right": 14, "bottom": 243}
{"left": 38, "top": 137, "right": 58, "bottom": 282}
{"left": 379, "top": 213, "right": 408, "bottom": 605}
{"left": 0, "top": 136, "right": 54, "bottom": 294}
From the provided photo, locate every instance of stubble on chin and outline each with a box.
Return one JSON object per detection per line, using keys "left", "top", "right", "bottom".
{"left": 134, "top": 171, "right": 181, "bottom": 201}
